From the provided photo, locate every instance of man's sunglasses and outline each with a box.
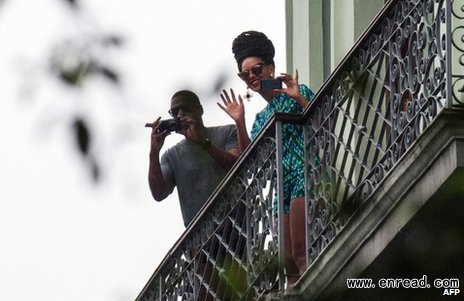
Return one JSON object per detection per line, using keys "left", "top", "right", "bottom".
{"left": 237, "top": 63, "right": 264, "bottom": 81}
{"left": 168, "top": 103, "right": 200, "bottom": 117}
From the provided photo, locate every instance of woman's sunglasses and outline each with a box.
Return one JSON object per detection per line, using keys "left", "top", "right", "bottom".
{"left": 168, "top": 103, "right": 200, "bottom": 117}
{"left": 237, "top": 63, "right": 264, "bottom": 81}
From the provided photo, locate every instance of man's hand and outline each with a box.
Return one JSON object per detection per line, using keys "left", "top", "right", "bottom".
{"left": 147, "top": 117, "right": 175, "bottom": 202}
{"left": 178, "top": 115, "right": 204, "bottom": 143}
{"left": 149, "top": 117, "right": 170, "bottom": 156}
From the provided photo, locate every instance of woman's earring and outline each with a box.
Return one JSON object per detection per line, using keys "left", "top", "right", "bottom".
{"left": 243, "top": 88, "right": 253, "bottom": 102}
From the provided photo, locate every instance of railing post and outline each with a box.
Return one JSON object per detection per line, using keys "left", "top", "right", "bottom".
{"left": 303, "top": 119, "right": 311, "bottom": 269}
{"left": 275, "top": 120, "right": 286, "bottom": 290}
{"left": 446, "top": 0, "right": 453, "bottom": 109}
{"left": 158, "top": 276, "right": 162, "bottom": 301}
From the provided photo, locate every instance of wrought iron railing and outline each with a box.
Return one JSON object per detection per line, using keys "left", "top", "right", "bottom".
{"left": 303, "top": 0, "right": 464, "bottom": 267}
{"left": 136, "top": 0, "right": 464, "bottom": 300}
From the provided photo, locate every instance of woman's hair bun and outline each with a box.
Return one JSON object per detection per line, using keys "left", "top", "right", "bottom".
{"left": 232, "top": 30, "right": 275, "bottom": 70}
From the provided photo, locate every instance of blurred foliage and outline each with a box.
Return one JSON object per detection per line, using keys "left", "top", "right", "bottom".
{"left": 45, "top": 0, "right": 124, "bottom": 183}
{"left": 211, "top": 71, "right": 228, "bottom": 96}
{"left": 50, "top": 34, "right": 123, "bottom": 87}
{"left": 63, "top": 0, "right": 78, "bottom": 9}
{"left": 73, "top": 118, "right": 90, "bottom": 156}
{"left": 72, "top": 117, "right": 100, "bottom": 182}
{"left": 52, "top": 32, "right": 124, "bottom": 182}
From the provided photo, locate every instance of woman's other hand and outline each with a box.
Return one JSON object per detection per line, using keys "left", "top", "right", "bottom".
{"left": 217, "top": 88, "right": 245, "bottom": 123}
{"left": 278, "top": 69, "right": 309, "bottom": 108}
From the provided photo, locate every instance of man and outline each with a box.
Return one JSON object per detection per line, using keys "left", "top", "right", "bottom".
{"left": 148, "top": 90, "right": 240, "bottom": 227}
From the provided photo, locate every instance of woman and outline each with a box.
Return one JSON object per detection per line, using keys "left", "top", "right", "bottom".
{"left": 218, "top": 30, "right": 314, "bottom": 284}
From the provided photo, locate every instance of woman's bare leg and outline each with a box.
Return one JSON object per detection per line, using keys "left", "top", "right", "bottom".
{"left": 290, "top": 196, "right": 307, "bottom": 275}
{"left": 284, "top": 213, "right": 300, "bottom": 285}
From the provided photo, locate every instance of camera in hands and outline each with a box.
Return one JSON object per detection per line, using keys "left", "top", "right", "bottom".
{"left": 145, "top": 118, "right": 182, "bottom": 133}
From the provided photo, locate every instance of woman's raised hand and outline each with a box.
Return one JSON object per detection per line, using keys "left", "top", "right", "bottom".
{"left": 277, "top": 68, "right": 309, "bottom": 108}
{"left": 217, "top": 89, "right": 245, "bottom": 123}
{"left": 278, "top": 68, "right": 301, "bottom": 100}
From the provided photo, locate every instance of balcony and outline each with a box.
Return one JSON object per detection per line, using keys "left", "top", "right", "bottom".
{"left": 135, "top": 0, "right": 464, "bottom": 300}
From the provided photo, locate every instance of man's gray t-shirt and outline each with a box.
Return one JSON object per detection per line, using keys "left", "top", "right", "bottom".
{"left": 160, "top": 124, "right": 238, "bottom": 227}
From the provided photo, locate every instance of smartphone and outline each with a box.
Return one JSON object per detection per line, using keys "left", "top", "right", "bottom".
{"left": 260, "top": 78, "right": 283, "bottom": 91}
